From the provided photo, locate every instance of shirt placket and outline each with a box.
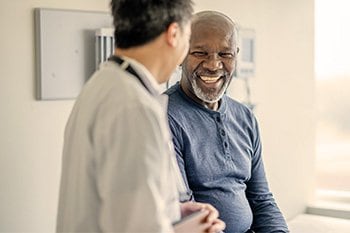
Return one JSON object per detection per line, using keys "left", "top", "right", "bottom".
{"left": 214, "top": 113, "right": 230, "bottom": 158}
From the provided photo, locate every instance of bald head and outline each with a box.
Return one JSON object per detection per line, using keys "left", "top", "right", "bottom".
{"left": 191, "top": 11, "right": 238, "bottom": 48}
{"left": 192, "top": 11, "right": 236, "bottom": 26}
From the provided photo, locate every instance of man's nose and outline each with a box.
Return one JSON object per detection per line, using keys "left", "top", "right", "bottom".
{"left": 202, "top": 54, "right": 223, "bottom": 71}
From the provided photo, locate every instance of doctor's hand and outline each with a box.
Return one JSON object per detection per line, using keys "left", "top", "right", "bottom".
{"left": 180, "top": 201, "right": 226, "bottom": 233}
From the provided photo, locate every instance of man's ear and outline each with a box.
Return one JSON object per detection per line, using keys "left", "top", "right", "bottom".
{"left": 166, "top": 22, "right": 180, "bottom": 47}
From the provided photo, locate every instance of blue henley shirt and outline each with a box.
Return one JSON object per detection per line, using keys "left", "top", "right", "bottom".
{"left": 165, "top": 83, "right": 289, "bottom": 233}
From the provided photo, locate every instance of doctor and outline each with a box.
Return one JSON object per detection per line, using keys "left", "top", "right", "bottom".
{"left": 56, "top": 0, "right": 225, "bottom": 233}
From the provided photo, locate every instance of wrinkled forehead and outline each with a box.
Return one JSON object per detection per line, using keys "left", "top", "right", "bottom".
{"left": 190, "top": 18, "right": 237, "bottom": 49}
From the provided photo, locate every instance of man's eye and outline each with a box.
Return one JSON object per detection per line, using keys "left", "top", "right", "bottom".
{"left": 219, "top": 52, "right": 234, "bottom": 59}
{"left": 191, "top": 51, "right": 207, "bottom": 57}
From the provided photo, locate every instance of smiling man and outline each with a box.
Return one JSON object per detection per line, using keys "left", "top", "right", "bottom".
{"left": 165, "top": 11, "right": 289, "bottom": 233}
{"left": 179, "top": 12, "right": 236, "bottom": 111}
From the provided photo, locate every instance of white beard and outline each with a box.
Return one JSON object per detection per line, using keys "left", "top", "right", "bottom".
{"left": 191, "top": 77, "right": 229, "bottom": 104}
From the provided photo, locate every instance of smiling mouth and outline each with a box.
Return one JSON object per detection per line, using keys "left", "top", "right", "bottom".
{"left": 199, "top": 75, "right": 223, "bottom": 84}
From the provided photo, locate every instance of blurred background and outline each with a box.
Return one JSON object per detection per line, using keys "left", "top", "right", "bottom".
{"left": 0, "top": 0, "right": 349, "bottom": 232}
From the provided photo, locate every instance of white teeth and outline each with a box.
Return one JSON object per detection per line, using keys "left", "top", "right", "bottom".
{"left": 200, "top": 76, "right": 221, "bottom": 83}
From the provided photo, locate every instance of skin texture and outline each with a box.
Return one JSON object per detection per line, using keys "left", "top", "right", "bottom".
{"left": 180, "top": 11, "right": 239, "bottom": 110}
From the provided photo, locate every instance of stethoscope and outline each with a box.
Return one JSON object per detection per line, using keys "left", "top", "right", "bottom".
{"left": 108, "top": 55, "right": 150, "bottom": 93}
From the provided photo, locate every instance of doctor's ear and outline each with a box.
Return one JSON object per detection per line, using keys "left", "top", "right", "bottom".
{"left": 166, "top": 22, "right": 180, "bottom": 47}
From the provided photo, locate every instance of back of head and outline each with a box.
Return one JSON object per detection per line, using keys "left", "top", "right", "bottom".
{"left": 110, "top": 0, "right": 193, "bottom": 49}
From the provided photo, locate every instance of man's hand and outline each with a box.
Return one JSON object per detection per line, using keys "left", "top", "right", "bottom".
{"left": 180, "top": 201, "right": 226, "bottom": 233}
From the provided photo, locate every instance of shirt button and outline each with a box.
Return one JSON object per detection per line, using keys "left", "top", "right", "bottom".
{"left": 221, "top": 130, "right": 226, "bottom": 136}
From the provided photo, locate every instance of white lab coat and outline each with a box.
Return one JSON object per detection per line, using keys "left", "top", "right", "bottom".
{"left": 56, "top": 60, "right": 182, "bottom": 232}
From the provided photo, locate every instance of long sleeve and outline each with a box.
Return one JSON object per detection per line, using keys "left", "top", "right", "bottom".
{"left": 168, "top": 115, "right": 194, "bottom": 202}
{"left": 246, "top": 116, "right": 289, "bottom": 233}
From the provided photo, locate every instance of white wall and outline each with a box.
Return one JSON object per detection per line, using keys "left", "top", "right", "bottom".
{"left": 193, "top": 0, "right": 316, "bottom": 220}
{"left": 0, "top": 1, "right": 110, "bottom": 232}
{"left": 0, "top": 0, "right": 315, "bottom": 231}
